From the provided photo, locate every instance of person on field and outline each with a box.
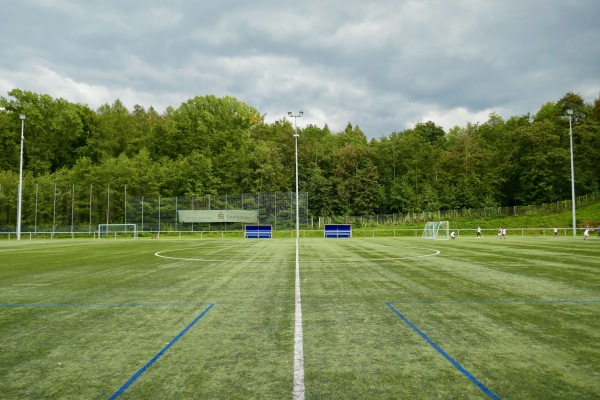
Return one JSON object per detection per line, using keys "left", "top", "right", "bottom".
{"left": 553, "top": 227, "right": 558, "bottom": 238}
{"left": 584, "top": 228, "right": 589, "bottom": 239}
{"left": 502, "top": 228, "right": 507, "bottom": 239}
{"left": 597, "top": 226, "right": 600, "bottom": 238}
{"left": 451, "top": 231, "right": 456, "bottom": 239}
{"left": 498, "top": 228, "right": 502, "bottom": 238}
{"left": 477, "top": 226, "right": 482, "bottom": 238}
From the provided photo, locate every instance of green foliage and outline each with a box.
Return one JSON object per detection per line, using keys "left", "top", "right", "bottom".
{"left": 0, "top": 111, "right": 19, "bottom": 171}
{"left": 303, "top": 167, "right": 336, "bottom": 217}
{"left": 534, "top": 101, "right": 560, "bottom": 122}
{"left": 1, "top": 89, "right": 85, "bottom": 174}
{"left": 1, "top": 90, "right": 599, "bottom": 223}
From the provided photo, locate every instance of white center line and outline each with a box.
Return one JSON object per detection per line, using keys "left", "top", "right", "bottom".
{"left": 293, "top": 238, "right": 305, "bottom": 400}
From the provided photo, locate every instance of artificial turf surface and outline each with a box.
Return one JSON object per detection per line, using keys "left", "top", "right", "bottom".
{"left": 0, "top": 236, "right": 598, "bottom": 399}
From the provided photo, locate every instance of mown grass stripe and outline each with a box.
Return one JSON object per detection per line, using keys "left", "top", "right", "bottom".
{"left": 386, "top": 302, "right": 501, "bottom": 400}
{"left": 108, "top": 303, "right": 214, "bottom": 399}
{"left": 0, "top": 302, "right": 213, "bottom": 307}
{"left": 388, "top": 299, "right": 600, "bottom": 306}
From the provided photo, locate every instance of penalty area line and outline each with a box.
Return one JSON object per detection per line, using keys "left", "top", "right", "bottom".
{"left": 385, "top": 302, "right": 500, "bottom": 400}
{"left": 108, "top": 303, "right": 214, "bottom": 399}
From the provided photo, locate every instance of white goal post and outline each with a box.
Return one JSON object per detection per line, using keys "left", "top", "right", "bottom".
{"left": 98, "top": 224, "right": 138, "bottom": 239}
{"left": 422, "top": 221, "right": 449, "bottom": 240}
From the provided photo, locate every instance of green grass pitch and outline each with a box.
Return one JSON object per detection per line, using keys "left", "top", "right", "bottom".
{"left": 0, "top": 236, "right": 598, "bottom": 399}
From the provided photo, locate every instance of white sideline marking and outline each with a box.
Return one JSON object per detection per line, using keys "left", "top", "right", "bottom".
{"left": 293, "top": 238, "right": 305, "bottom": 400}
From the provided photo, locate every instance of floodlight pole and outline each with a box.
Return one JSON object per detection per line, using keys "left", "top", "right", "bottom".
{"left": 288, "top": 111, "right": 303, "bottom": 239}
{"left": 567, "top": 109, "right": 576, "bottom": 237}
{"left": 17, "top": 114, "right": 25, "bottom": 240}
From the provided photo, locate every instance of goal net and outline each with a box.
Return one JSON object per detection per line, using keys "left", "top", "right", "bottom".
{"left": 98, "top": 224, "right": 138, "bottom": 239}
{"left": 422, "top": 221, "right": 449, "bottom": 240}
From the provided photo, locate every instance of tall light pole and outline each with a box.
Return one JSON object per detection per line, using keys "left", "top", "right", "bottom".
{"left": 567, "top": 109, "right": 576, "bottom": 237}
{"left": 288, "top": 110, "right": 305, "bottom": 400}
{"left": 17, "top": 114, "right": 25, "bottom": 240}
{"left": 288, "top": 111, "right": 303, "bottom": 239}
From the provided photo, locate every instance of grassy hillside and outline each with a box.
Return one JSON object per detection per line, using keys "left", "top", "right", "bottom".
{"left": 457, "top": 201, "right": 600, "bottom": 229}
{"left": 385, "top": 201, "right": 600, "bottom": 230}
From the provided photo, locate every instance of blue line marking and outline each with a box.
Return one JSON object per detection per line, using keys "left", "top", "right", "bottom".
{"left": 108, "top": 303, "right": 214, "bottom": 399}
{"left": 385, "top": 302, "right": 501, "bottom": 400}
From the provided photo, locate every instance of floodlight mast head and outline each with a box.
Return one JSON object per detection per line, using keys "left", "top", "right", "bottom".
{"left": 288, "top": 111, "right": 303, "bottom": 137}
{"left": 567, "top": 109, "right": 573, "bottom": 116}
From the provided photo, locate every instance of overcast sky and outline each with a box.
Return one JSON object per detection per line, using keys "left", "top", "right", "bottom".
{"left": 1, "top": 0, "right": 599, "bottom": 139}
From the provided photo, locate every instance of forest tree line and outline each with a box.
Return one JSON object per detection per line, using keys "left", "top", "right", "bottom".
{"left": 1, "top": 89, "right": 599, "bottom": 219}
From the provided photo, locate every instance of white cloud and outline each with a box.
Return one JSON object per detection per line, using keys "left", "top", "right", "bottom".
{"left": 0, "top": 65, "right": 109, "bottom": 106}
{"left": 0, "top": 64, "right": 178, "bottom": 112}
{"left": 415, "top": 107, "right": 498, "bottom": 132}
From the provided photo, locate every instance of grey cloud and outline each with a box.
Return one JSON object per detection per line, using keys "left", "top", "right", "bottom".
{"left": 1, "top": 0, "right": 598, "bottom": 137}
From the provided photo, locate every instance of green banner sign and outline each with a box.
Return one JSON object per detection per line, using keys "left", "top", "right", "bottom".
{"left": 177, "top": 210, "right": 258, "bottom": 223}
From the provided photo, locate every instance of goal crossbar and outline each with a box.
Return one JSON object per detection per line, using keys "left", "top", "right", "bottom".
{"left": 422, "top": 221, "right": 449, "bottom": 240}
{"left": 98, "top": 224, "right": 138, "bottom": 239}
